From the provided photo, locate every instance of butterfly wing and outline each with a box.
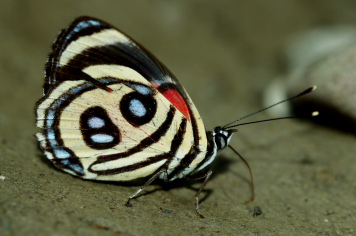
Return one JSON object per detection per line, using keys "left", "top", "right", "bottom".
{"left": 36, "top": 16, "right": 208, "bottom": 181}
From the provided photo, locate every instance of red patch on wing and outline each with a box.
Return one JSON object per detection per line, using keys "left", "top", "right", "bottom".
{"left": 162, "top": 89, "right": 191, "bottom": 120}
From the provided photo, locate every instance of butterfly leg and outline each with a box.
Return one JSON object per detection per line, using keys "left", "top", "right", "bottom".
{"left": 125, "top": 168, "right": 166, "bottom": 207}
{"left": 187, "top": 169, "right": 213, "bottom": 218}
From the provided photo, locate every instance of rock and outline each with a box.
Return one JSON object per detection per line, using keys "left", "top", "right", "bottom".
{"left": 264, "top": 26, "right": 356, "bottom": 133}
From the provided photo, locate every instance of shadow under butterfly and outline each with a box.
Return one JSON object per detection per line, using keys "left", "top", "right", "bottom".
{"left": 35, "top": 16, "right": 317, "bottom": 218}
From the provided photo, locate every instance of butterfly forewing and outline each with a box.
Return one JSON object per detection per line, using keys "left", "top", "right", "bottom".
{"left": 36, "top": 16, "right": 209, "bottom": 181}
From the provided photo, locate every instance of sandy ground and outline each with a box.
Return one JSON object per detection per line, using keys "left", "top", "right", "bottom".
{"left": 1, "top": 1, "right": 355, "bottom": 235}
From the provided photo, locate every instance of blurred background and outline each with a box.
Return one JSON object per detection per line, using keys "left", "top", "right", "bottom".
{"left": 1, "top": 1, "right": 356, "bottom": 235}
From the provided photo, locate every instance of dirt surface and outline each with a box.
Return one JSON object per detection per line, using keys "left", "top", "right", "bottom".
{"left": 1, "top": 1, "right": 355, "bottom": 235}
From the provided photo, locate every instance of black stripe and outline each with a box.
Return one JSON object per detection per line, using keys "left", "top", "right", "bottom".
{"left": 87, "top": 142, "right": 182, "bottom": 176}
{"left": 160, "top": 117, "right": 187, "bottom": 167}
{"left": 166, "top": 111, "right": 203, "bottom": 179}
{"left": 59, "top": 43, "right": 169, "bottom": 85}
{"left": 169, "top": 118, "right": 187, "bottom": 155}
{"left": 88, "top": 154, "right": 168, "bottom": 176}
{"left": 192, "top": 133, "right": 216, "bottom": 172}
{"left": 190, "top": 107, "right": 201, "bottom": 151}
{"left": 88, "top": 116, "right": 187, "bottom": 176}
{"left": 167, "top": 147, "right": 199, "bottom": 179}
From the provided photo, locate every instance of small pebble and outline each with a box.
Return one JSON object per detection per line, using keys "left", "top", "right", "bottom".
{"left": 252, "top": 206, "right": 263, "bottom": 217}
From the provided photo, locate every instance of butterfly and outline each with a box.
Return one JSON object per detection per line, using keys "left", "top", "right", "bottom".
{"left": 36, "top": 16, "right": 315, "bottom": 218}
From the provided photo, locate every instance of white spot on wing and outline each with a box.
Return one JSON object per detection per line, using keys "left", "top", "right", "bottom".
{"left": 88, "top": 117, "right": 105, "bottom": 128}
{"left": 54, "top": 149, "right": 71, "bottom": 159}
{"left": 69, "top": 164, "right": 83, "bottom": 173}
{"left": 47, "top": 130, "right": 55, "bottom": 140}
{"left": 129, "top": 99, "right": 146, "bottom": 117}
{"left": 91, "top": 134, "right": 114, "bottom": 143}
{"left": 47, "top": 110, "right": 55, "bottom": 120}
{"left": 77, "top": 19, "right": 101, "bottom": 29}
{"left": 132, "top": 84, "right": 152, "bottom": 95}
{"left": 45, "top": 110, "right": 55, "bottom": 127}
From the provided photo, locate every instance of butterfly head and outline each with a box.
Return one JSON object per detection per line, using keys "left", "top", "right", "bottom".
{"left": 213, "top": 86, "right": 318, "bottom": 151}
{"left": 212, "top": 126, "right": 237, "bottom": 150}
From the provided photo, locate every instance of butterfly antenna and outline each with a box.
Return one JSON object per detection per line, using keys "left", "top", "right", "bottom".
{"left": 228, "top": 145, "right": 255, "bottom": 203}
{"left": 223, "top": 86, "right": 317, "bottom": 129}
{"left": 226, "top": 111, "right": 319, "bottom": 129}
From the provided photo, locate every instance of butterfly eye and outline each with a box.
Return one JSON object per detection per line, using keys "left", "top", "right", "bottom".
{"left": 80, "top": 106, "right": 121, "bottom": 150}
{"left": 215, "top": 133, "right": 227, "bottom": 150}
{"left": 120, "top": 92, "right": 157, "bottom": 127}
